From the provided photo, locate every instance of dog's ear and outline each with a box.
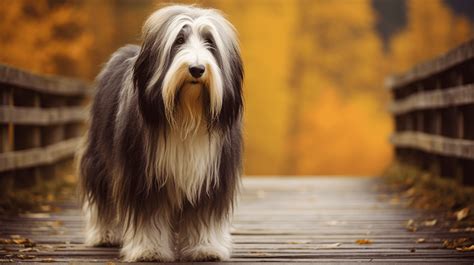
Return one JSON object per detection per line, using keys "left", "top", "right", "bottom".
{"left": 133, "top": 37, "right": 168, "bottom": 129}
{"left": 217, "top": 44, "right": 244, "bottom": 130}
{"left": 133, "top": 40, "right": 157, "bottom": 93}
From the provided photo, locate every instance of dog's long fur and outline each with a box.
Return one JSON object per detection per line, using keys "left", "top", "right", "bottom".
{"left": 78, "top": 5, "right": 243, "bottom": 262}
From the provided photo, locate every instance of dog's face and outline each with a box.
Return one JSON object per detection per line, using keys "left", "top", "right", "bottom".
{"left": 133, "top": 6, "right": 243, "bottom": 136}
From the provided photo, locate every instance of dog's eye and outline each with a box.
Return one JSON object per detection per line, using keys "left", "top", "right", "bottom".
{"left": 205, "top": 37, "right": 214, "bottom": 46}
{"left": 175, "top": 36, "right": 185, "bottom": 45}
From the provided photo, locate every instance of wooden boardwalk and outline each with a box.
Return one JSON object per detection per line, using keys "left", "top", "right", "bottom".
{"left": 1, "top": 177, "right": 474, "bottom": 264}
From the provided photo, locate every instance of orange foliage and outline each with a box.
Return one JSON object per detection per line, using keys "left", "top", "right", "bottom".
{"left": 0, "top": 0, "right": 93, "bottom": 77}
{"left": 0, "top": 0, "right": 472, "bottom": 176}
{"left": 389, "top": 0, "right": 472, "bottom": 73}
{"left": 295, "top": 89, "right": 392, "bottom": 175}
{"left": 287, "top": 0, "right": 390, "bottom": 175}
{"left": 208, "top": 0, "right": 298, "bottom": 175}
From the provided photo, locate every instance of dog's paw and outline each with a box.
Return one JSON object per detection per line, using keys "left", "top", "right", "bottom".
{"left": 121, "top": 246, "right": 175, "bottom": 262}
{"left": 84, "top": 229, "right": 121, "bottom": 247}
{"left": 180, "top": 244, "right": 230, "bottom": 261}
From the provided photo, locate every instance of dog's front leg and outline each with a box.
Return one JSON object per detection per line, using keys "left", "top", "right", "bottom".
{"left": 83, "top": 201, "right": 122, "bottom": 247}
{"left": 120, "top": 212, "right": 175, "bottom": 262}
{"left": 177, "top": 206, "right": 232, "bottom": 261}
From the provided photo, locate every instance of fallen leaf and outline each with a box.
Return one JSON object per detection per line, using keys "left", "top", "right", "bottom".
{"left": 8, "top": 236, "right": 35, "bottom": 247}
{"left": 423, "top": 219, "right": 437, "bottom": 227}
{"left": 448, "top": 227, "right": 474, "bottom": 232}
{"left": 416, "top": 238, "right": 425, "bottom": 243}
{"left": 443, "top": 238, "right": 469, "bottom": 249}
{"left": 12, "top": 238, "right": 29, "bottom": 244}
{"left": 40, "top": 258, "right": 55, "bottom": 263}
{"left": 16, "top": 254, "right": 35, "bottom": 259}
{"left": 47, "top": 220, "right": 63, "bottom": 228}
{"left": 355, "top": 239, "right": 372, "bottom": 245}
{"left": 36, "top": 244, "right": 55, "bottom": 252}
{"left": 406, "top": 219, "right": 417, "bottom": 232}
{"left": 46, "top": 194, "right": 55, "bottom": 202}
{"left": 456, "top": 245, "right": 474, "bottom": 252}
{"left": 455, "top": 208, "right": 469, "bottom": 221}
{"left": 39, "top": 205, "right": 52, "bottom": 212}
{"left": 404, "top": 187, "right": 416, "bottom": 197}
{"left": 19, "top": 213, "right": 51, "bottom": 218}
{"left": 18, "top": 248, "right": 39, "bottom": 253}
{"left": 389, "top": 197, "right": 400, "bottom": 205}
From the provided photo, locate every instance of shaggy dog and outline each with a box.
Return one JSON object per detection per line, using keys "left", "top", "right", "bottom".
{"left": 77, "top": 5, "right": 243, "bottom": 262}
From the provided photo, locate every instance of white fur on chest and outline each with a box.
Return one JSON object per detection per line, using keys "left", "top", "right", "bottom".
{"left": 148, "top": 130, "right": 222, "bottom": 205}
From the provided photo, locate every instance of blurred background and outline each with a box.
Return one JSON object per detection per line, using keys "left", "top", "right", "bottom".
{"left": 1, "top": 0, "right": 473, "bottom": 176}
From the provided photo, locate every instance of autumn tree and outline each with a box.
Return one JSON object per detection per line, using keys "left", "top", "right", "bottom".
{"left": 288, "top": 0, "right": 391, "bottom": 175}
{"left": 0, "top": 0, "right": 93, "bottom": 78}
{"left": 207, "top": 0, "right": 299, "bottom": 174}
{"left": 389, "top": 0, "right": 472, "bottom": 74}
{"left": 2, "top": 0, "right": 471, "bottom": 176}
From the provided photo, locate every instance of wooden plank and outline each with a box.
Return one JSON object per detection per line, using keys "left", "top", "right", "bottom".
{"left": 0, "top": 106, "right": 86, "bottom": 125}
{"left": 387, "top": 39, "right": 474, "bottom": 90}
{"left": 0, "top": 64, "right": 90, "bottom": 96}
{"left": 1, "top": 177, "right": 473, "bottom": 264}
{"left": 390, "top": 84, "right": 474, "bottom": 114}
{"left": 0, "top": 137, "right": 81, "bottom": 172}
{"left": 391, "top": 131, "right": 474, "bottom": 159}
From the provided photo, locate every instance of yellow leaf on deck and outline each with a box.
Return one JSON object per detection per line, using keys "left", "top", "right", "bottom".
{"left": 423, "top": 219, "right": 437, "bottom": 227}
{"left": 455, "top": 208, "right": 469, "bottom": 221}
{"left": 416, "top": 238, "right": 425, "bottom": 243}
{"left": 406, "top": 219, "right": 417, "bottom": 232}
{"left": 356, "top": 239, "right": 372, "bottom": 244}
{"left": 456, "top": 245, "right": 474, "bottom": 252}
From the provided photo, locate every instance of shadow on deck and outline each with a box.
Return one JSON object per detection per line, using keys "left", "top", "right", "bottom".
{"left": 1, "top": 177, "right": 474, "bottom": 264}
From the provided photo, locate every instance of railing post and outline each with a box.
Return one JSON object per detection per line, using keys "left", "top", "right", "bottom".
{"left": 415, "top": 83, "right": 425, "bottom": 169}
{"left": 430, "top": 81, "right": 442, "bottom": 177}
{"left": 41, "top": 96, "right": 66, "bottom": 181}
{"left": 388, "top": 39, "right": 474, "bottom": 186}
{"left": 0, "top": 86, "right": 14, "bottom": 193}
{"left": 462, "top": 62, "right": 474, "bottom": 185}
{"left": 0, "top": 64, "right": 89, "bottom": 188}
{"left": 13, "top": 89, "right": 44, "bottom": 188}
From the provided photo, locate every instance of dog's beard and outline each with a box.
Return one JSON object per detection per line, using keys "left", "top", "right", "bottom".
{"left": 161, "top": 59, "right": 223, "bottom": 139}
{"left": 174, "top": 82, "right": 206, "bottom": 139}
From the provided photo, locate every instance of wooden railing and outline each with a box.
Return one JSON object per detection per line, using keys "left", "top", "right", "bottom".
{"left": 387, "top": 39, "right": 474, "bottom": 185}
{"left": 0, "top": 64, "right": 89, "bottom": 188}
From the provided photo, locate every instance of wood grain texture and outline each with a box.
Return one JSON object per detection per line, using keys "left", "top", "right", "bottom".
{"left": 390, "top": 84, "right": 474, "bottom": 114}
{"left": 391, "top": 131, "right": 474, "bottom": 159}
{"left": 0, "top": 177, "right": 473, "bottom": 264}
{"left": 387, "top": 39, "right": 474, "bottom": 90}
{"left": 0, "top": 64, "right": 90, "bottom": 96}
{"left": 0, "top": 106, "right": 86, "bottom": 125}
{"left": 0, "top": 137, "right": 81, "bottom": 172}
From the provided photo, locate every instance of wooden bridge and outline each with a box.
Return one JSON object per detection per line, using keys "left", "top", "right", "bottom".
{"left": 1, "top": 40, "right": 474, "bottom": 263}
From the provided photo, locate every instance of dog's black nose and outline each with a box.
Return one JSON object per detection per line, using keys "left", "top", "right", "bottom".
{"left": 189, "top": 64, "right": 205, "bottom": 78}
